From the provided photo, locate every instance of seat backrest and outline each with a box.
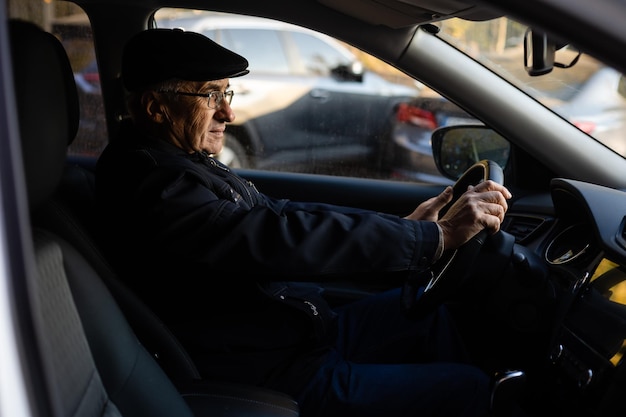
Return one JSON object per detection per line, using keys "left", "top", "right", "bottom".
{"left": 33, "top": 230, "right": 123, "bottom": 417}
{"left": 12, "top": 18, "right": 299, "bottom": 417}
{"left": 10, "top": 11, "right": 205, "bottom": 384}
{"left": 11, "top": 18, "right": 197, "bottom": 417}
{"left": 36, "top": 162, "right": 204, "bottom": 383}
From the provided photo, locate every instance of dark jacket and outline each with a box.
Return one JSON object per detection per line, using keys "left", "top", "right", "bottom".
{"left": 95, "top": 123, "right": 441, "bottom": 384}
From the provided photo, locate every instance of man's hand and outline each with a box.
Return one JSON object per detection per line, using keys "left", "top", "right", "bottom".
{"left": 437, "top": 180, "right": 512, "bottom": 251}
{"left": 404, "top": 186, "right": 454, "bottom": 222}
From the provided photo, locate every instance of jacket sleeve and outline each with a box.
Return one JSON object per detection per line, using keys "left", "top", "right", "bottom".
{"left": 131, "top": 167, "right": 440, "bottom": 278}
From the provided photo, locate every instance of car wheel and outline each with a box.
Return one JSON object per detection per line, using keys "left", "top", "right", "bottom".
{"left": 215, "top": 134, "right": 250, "bottom": 168}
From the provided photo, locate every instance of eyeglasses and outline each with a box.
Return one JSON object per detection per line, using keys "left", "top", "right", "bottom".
{"left": 158, "top": 90, "right": 235, "bottom": 109}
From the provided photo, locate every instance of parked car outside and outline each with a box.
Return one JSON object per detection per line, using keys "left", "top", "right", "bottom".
{"left": 382, "top": 91, "right": 479, "bottom": 184}
{"left": 553, "top": 66, "right": 626, "bottom": 157}
{"left": 157, "top": 11, "right": 420, "bottom": 176}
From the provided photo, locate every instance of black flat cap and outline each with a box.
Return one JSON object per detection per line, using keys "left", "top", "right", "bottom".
{"left": 122, "top": 28, "right": 249, "bottom": 92}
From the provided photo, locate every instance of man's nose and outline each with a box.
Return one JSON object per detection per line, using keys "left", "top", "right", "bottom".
{"left": 215, "top": 100, "right": 235, "bottom": 122}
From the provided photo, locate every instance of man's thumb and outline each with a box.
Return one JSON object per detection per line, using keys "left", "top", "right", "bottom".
{"left": 437, "top": 186, "right": 453, "bottom": 206}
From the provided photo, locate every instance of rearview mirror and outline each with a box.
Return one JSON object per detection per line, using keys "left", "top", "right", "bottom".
{"left": 524, "top": 28, "right": 580, "bottom": 76}
{"left": 431, "top": 125, "right": 510, "bottom": 180}
{"left": 524, "top": 29, "right": 556, "bottom": 76}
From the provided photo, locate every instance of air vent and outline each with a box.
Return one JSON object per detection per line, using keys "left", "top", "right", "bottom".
{"left": 502, "top": 214, "right": 551, "bottom": 243}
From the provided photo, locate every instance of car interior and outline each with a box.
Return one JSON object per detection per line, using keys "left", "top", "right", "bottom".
{"left": 4, "top": 0, "right": 626, "bottom": 416}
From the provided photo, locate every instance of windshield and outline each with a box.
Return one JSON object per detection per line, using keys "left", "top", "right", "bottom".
{"left": 437, "top": 17, "right": 626, "bottom": 158}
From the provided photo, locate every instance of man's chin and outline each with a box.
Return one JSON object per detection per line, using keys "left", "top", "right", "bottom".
{"left": 208, "top": 146, "right": 223, "bottom": 158}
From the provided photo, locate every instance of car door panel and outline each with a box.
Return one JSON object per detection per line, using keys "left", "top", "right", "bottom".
{"left": 236, "top": 168, "right": 444, "bottom": 216}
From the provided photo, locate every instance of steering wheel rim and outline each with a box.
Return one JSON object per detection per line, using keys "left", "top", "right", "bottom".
{"left": 402, "top": 159, "right": 504, "bottom": 319}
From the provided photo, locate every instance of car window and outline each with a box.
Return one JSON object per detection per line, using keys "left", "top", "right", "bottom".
{"left": 50, "top": 6, "right": 107, "bottom": 159}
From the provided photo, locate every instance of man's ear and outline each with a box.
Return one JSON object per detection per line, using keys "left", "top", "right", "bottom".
{"left": 141, "top": 91, "right": 167, "bottom": 123}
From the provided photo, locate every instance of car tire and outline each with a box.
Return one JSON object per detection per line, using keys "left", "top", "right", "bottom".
{"left": 215, "top": 134, "right": 250, "bottom": 168}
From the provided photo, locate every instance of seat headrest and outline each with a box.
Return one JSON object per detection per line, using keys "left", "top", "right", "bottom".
{"left": 9, "top": 20, "right": 79, "bottom": 211}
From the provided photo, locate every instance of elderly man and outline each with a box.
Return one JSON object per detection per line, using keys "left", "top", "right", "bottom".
{"left": 96, "top": 28, "right": 512, "bottom": 417}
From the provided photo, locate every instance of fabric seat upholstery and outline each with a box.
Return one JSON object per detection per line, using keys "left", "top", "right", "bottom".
{"left": 34, "top": 228, "right": 195, "bottom": 417}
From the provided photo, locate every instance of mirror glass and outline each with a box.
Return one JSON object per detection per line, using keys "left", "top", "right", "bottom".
{"left": 432, "top": 125, "right": 510, "bottom": 179}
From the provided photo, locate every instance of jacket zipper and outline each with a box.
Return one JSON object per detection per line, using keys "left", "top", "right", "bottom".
{"left": 199, "top": 152, "right": 256, "bottom": 203}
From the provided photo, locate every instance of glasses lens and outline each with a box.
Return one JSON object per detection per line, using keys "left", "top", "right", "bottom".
{"left": 207, "top": 92, "right": 218, "bottom": 109}
{"left": 225, "top": 90, "right": 234, "bottom": 105}
{"left": 207, "top": 91, "right": 234, "bottom": 109}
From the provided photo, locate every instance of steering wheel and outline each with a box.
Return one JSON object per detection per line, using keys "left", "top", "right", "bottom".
{"left": 402, "top": 159, "right": 504, "bottom": 319}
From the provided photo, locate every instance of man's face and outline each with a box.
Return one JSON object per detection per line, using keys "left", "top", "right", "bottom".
{"left": 159, "top": 79, "right": 235, "bottom": 155}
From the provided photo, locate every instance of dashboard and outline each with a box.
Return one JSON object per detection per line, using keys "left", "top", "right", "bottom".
{"left": 501, "top": 178, "right": 626, "bottom": 413}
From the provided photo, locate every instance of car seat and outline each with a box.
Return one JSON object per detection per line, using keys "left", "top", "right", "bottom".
{"left": 11, "top": 18, "right": 298, "bottom": 417}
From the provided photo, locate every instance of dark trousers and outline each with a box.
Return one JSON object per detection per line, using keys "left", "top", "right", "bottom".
{"left": 282, "top": 288, "right": 491, "bottom": 417}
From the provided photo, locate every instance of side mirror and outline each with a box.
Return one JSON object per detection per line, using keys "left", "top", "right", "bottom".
{"left": 431, "top": 125, "right": 511, "bottom": 180}
{"left": 331, "top": 61, "right": 364, "bottom": 82}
